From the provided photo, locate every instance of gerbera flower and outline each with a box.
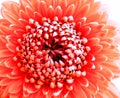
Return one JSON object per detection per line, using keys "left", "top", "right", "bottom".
{"left": 0, "top": 0, "right": 120, "bottom": 98}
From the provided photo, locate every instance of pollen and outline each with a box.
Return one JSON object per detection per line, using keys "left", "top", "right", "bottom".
{"left": 13, "top": 16, "right": 90, "bottom": 89}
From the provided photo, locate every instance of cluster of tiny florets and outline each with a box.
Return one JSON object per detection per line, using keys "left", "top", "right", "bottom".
{"left": 13, "top": 16, "right": 91, "bottom": 89}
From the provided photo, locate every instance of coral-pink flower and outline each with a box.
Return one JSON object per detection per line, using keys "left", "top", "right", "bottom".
{"left": 0, "top": 0, "right": 120, "bottom": 98}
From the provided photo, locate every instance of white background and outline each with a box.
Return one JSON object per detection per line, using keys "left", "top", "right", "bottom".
{"left": 0, "top": 0, "right": 120, "bottom": 92}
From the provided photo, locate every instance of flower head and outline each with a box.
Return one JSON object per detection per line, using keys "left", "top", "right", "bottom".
{"left": 0, "top": 0, "right": 120, "bottom": 98}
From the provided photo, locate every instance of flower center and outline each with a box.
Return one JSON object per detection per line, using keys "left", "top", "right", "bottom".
{"left": 13, "top": 16, "right": 90, "bottom": 89}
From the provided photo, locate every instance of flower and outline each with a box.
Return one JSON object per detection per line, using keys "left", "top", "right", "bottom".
{"left": 0, "top": 0, "right": 120, "bottom": 98}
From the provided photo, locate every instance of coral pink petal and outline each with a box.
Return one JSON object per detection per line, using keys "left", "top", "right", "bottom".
{"left": 6, "top": 43, "right": 16, "bottom": 53}
{"left": 0, "top": 0, "right": 119, "bottom": 98}
{"left": 48, "top": 5, "right": 55, "bottom": 18}
{"left": 80, "top": 26, "right": 91, "bottom": 36}
{"left": 100, "top": 66, "right": 114, "bottom": 80}
{"left": 23, "top": 83, "right": 38, "bottom": 94}
{"left": 72, "top": 79, "right": 87, "bottom": 98}
{"left": 8, "top": 79, "right": 23, "bottom": 94}
{"left": 79, "top": 77, "right": 89, "bottom": 87}
{"left": 0, "top": 78, "right": 13, "bottom": 86}
{"left": 92, "top": 45, "right": 103, "bottom": 53}
{"left": 0, "top": 49, "right": 13, "bottom": 57}
{"left": 9, "top": 92, "right": 23, "bottom": 98}
{"left": 38, "top": 1, "right": 48, "bottom": 17}
{"left": 1, "top": 9, "right": 18, "bottom": 24}
{"left": 0, "top": 35, "right": 7, "bottom": 43}
{"left": 75, "top": 4, "right": 90, "bottom": 18}
{"left": 33, "top": 12, "right": 42, "bottom": 22}
{"left": 19, "top": 10, "right": 28, "bottom": 20}
{"left": 64, "top": 4, "right": 75, "bottom": 16}
{"left": 55, "top": 6, "right": 63, "bottom": 18}
{"left": 88, "top": 37, "right": 100, "bottom": 46}
{"left": 2, "top": 1, "right": 19, "bottom": 19}
{"left": 25, "top": 6, "right": 34, "bottom": 18}
{"left": 100, "top": 41, "right": 111, "bottom": 49}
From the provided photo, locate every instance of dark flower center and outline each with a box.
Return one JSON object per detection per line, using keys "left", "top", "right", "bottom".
{"left": 13, "top": 16, "right": 90, "bottom": 89}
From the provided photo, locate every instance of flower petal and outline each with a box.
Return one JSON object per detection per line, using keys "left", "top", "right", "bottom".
{"left": 79, "top": 77, "right": 89, "bottom": 87}
{"left": 72, "top": 79, "right": 87, "bottom": 98}
{"left": 33, "top": 12, "right": 42, "bottom": 22}
{"left": 1, "top": 1, "right": 19, "bottom": 18}
{"left": 86, "top": 71, "right": 107, "bottom": 84}
{"left": 100, "top": 41, "right": 111, "bottom": 49}
{"left": 9, "top": 92, "right": 23, "bottom": 98}
{"left": 95, "top": 55, "right": 108, "bottom": 62}
{"left": 55, "top": 6, "right": 63, "bottom": 18}
{"left": 38, "top": 1, "right": 48, "bottom": 17}
{"left": 88, "top": 37, "right": 100, "bottom": 46}
{"left": 1, "top": 86, "right": 9, "bottom": 97}
{"left": 6, "top": 43, "right": 16, "bottom": 53}
{"left": 75, "top": 4, "right": 90, "bottom": 18}
{"left": 0, "top": 78, "right": 13, "bottom": 86}
{"left": 23, "top": 83, "right": 38, "bottom": 94}
{"left": 80, "top": 26, "right": 91, "bottom": 36}
{"left": 103, "top": 62, "right": 120, "bottom": 77}
{"left": 19, "top": 10, "right": 28, "bottom": 19}
{"left": 48, "top": 5, "right": 55, "bottom": 18}
{"left": 0, "top": 49, "right": 13, "bottom": 57}
{"left": 100, "top": 66, "right": 114, "bottom": 80}
{"left": 25, "top": 6, "right": 34, "bottom": 18}
{"left": 0, "top": 25, "right": 11, "bottom": 35}
{"left": 20, "top": 0, "right": 32, "bottom": 9}
{"left": 8, "top": 79, "right": 23, "bottom": 94}
{"left": 64, "top": 4, "right": 75, "bottom": 16}
{"left": 92, "top": 45, "right": 103, "bottom": 53}
{"left": 1, "top": 9, "right": 18, "bottom": 24}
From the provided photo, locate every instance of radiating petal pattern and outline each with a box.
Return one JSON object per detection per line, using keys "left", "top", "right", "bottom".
{"left": 0, "top": 0, "right": 120, "bottom": 98}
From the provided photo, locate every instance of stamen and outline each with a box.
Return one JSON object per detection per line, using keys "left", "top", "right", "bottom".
{"left": 75, "top": 71, "right": 81, "bottom": 77}
{"left": 15, "top": 16, "right": 90, "bottom": 89}
{"left": 66, "top": 78, "right": 74, "bottom": 84}
{"left": 57, "top": 82, "right": 63, "bottom": 88}
{"left": 50, "top": 82, "right": 56, "bottom": 88}
{"left": 13, "top": 56, "right": 17, "bottom": 61}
